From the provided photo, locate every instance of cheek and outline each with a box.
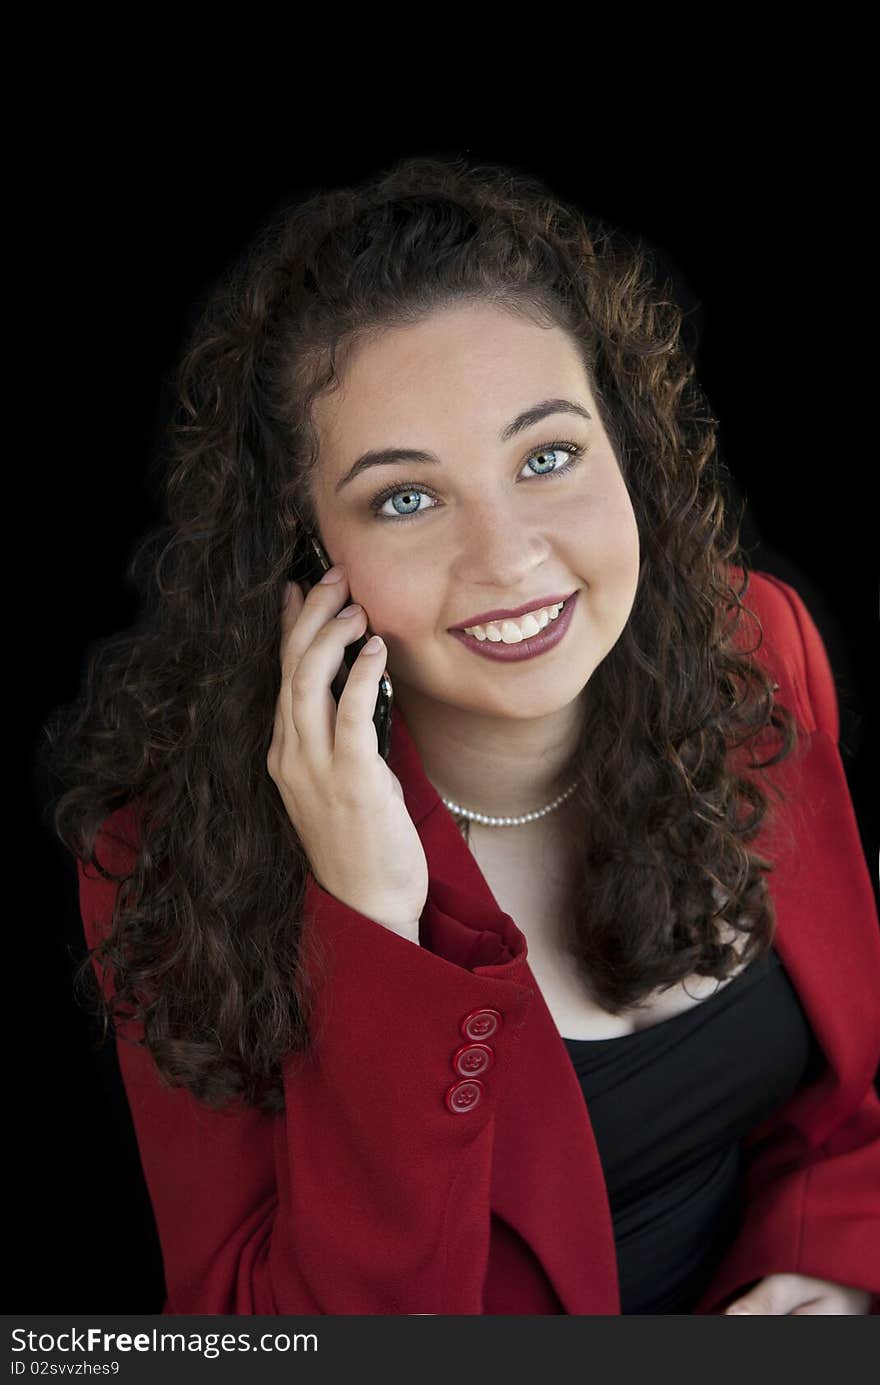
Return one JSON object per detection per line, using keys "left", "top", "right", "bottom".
{"left": 579, "top": 488, "right": 640, "bottom": 578}
{"left": 348, "top": 564, "right": 434, "bottom": 636}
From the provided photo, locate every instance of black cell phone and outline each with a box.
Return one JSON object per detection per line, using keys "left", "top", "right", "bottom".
{"left": 287, "top": 525, "right": 394, "bottom": 762}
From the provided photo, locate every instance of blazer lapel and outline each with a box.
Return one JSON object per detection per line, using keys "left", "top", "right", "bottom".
{"left": 388, "top": 703, "right": 622, "bottom": 1313}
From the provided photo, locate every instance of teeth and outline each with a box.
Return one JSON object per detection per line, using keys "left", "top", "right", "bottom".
{"left": 464, "top": 600, "right": 564, "bottom": 643}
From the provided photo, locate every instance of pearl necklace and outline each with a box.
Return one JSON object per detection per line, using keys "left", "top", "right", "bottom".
{"left": 440, "top": 778, "right": 579, "bottom": 827}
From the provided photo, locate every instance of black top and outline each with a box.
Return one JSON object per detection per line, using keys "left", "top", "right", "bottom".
{"left": 562, "top": 945, "right": 826, "bottom": 1313}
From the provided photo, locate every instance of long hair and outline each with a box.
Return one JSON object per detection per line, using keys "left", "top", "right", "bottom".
{"left": 40, "top": 154, "right": 799, "bottom": 1115}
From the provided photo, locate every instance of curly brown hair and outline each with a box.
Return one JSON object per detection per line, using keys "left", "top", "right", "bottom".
{"left": 40, "top": 153, "right": 799, "bottom": 1116}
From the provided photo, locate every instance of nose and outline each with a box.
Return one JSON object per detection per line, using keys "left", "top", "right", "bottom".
{"left": 451, "top": 495, "right": 551, "bottom": 591}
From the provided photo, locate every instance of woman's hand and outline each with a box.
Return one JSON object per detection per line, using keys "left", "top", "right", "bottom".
{"left": 724, "top": 1273, "right": 873, "bottom": 1314}
{"left": 266, "top": 567, "right": 429, "bottom": 940}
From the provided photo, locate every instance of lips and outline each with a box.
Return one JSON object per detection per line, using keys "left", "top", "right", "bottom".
{"left": 449, "top": 589, "right": 579, "bottom": 663}
{"left": 449, "top": 591, "right": 576, "bottom": 632}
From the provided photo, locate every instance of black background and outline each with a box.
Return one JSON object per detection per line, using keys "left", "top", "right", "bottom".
{"left": 21, "top": 125, "right": 876, "bottom": 1313}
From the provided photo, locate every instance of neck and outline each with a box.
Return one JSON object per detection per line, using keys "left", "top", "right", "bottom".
{"left": 392, "top": 682, "right": 584, "bottom": 821}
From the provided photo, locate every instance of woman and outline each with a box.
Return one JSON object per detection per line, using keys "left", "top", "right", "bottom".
{"left": 44, "top": 155, "right": 879, "bottom": 1315}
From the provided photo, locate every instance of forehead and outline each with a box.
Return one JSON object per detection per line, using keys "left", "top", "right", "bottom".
{"left": 311, "top": 303, "right": 592, "bottom": 450}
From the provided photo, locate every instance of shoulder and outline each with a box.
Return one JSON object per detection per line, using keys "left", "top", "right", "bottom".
{"left": 726, "top": 565, "right": 839, "bottom": 741}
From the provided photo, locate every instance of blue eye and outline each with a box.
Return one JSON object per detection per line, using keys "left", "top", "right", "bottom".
{"left": 368, "top": 440, "right": 586, "bottom": 524}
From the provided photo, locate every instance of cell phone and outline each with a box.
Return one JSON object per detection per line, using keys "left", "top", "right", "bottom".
{"left": 287, "top": 523, "right": 394, "bottom": 762}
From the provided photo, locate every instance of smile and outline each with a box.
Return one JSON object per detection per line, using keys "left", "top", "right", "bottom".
{"left": 449, "top": 591, "right": 579, "bottom": 663}
{"left": 462, "top": 599, "right": 566, "bottom": 643}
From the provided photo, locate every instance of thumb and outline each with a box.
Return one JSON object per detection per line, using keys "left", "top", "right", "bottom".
{"left": 724, "top": 1274, "right": 806, "bottom": 1315}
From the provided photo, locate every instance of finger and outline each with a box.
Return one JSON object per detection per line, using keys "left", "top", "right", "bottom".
{"left": 280, "top": 568, "right": 350, "bottom": 659}
{"left": 725, "top": 1273, "right": 810, "bottom": 1315}
{"left": 270, "top": 582, "right": 307, "bottom": 751}
{"left": 283, "top": 579, "right": 305, "bottom": 612}
{"left": 725, "top": 1296, "right": 767, "bottom": 1314}
{"left": 333, "top": 632, "right": 388, "bottom": 759}
{"left": 281, "top": 568, "right": 338, "bottom": 628}
{"left": 788, "top": 1297, "right": 837, "bottom": 1314}
{"left": 272, "top": 574, "right": 348, "bottom": 764}
{"left": 276, "top": 569, "right": 350, "bottom": 749}
{"left": 286, "top": 602, "right": 370, "bottom": 764}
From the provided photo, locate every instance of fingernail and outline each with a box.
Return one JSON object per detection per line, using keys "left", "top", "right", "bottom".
{"left": 319, "top": 565, "right": 344, "bottom": 584}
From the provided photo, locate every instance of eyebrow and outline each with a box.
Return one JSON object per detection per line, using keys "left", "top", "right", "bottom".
{"left": 334, "top": 397, "right": 594, "bottom": 493}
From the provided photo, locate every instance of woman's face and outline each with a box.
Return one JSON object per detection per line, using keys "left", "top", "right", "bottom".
{"left": 308, "top": 302, "right": 641, "bottom": 723}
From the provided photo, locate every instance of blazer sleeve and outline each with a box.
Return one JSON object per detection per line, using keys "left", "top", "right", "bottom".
{"left": 77, "top": 825, "right": 535, "bottom": 1316}
{"left": 694, "top": 574, "right": 880, "bottom": 1315}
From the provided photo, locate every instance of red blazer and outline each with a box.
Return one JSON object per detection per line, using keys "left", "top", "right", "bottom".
{"left": 77, "top": 570, "right": 880, "bottom": 1315}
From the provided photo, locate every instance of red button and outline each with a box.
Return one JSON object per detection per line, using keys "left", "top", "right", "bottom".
{"left": 451, "top": 1042, "right": 495, "bottom": 1077}
{"left": 460, "top": 1008, "right": 502, "bottom": 1041}
{"left": 444, "top": 1078, "right": 484, "bottom": 1114}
